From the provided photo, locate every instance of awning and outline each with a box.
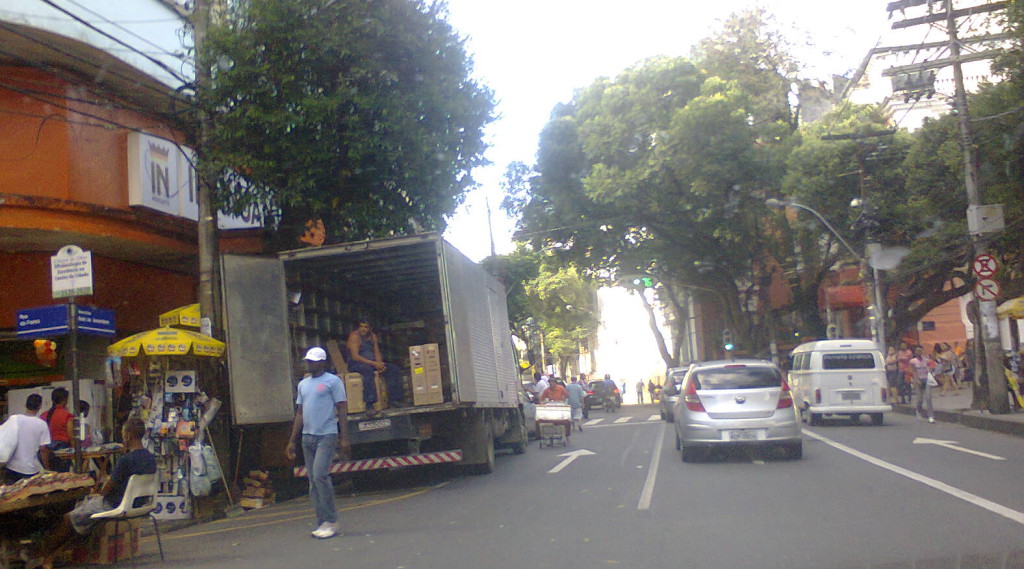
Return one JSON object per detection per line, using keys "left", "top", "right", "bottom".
{"left": 107, "top": 326, "right": 225, "bottom": 358}
{"left": 997, "top": 296, "right": 1024, "bottom": 319}
{"left": 158, "top": 304, "right": 201, "bottom": 328}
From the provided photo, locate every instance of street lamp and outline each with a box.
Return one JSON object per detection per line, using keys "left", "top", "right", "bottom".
{"left": 766, "top": 198, "right": 887, "bottom": 349}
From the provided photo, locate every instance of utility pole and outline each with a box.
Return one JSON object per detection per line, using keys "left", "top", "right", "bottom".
{"left": 886, "top": 0, "right": 1010, "bottom": 412}
{"left": 943, "top": 0, "right": 1009, "bottom": 412}
{"left": 192, "top": 0, "right": 221, "bottom": 336}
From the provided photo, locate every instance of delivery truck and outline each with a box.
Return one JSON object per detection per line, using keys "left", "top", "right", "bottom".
{"left": 219, "top": 234, "right": 529, "bottom": 476}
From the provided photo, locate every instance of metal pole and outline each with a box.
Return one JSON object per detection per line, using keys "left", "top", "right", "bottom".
{"left": 945, "top": 0, "right": 1009, "bottom": 412}
{"left": 68, "top": 297, "right": 82, "bottom": 473}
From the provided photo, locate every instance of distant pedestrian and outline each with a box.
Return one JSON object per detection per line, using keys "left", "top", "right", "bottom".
{"left": 897, "top": 342, "right": 913, "bottom": 404}
{"left": 910, "top": 345, "right": 936, "bottom": 423}
{"left": 566, "top": 377, "right": 586, "bottom": 431}
{"left": 884, "top": 347, "right": 900, "bottom": 404}
{"left": 285, "top": 347, "right": 350, "bottom": 539}
{"left": 636, "top": 380, "right": 645, "bottom": 404}
{"left": 648, "top": 380, "right": 658, "bottom": 402}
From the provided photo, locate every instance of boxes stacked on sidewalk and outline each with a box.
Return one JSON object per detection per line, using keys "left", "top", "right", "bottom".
{"left": 66, "top": 520, "right": 142, "bottom": 565}
{"left": 409, "top": 343, "right": 443, "bottom": 405}
{"left": 240, "top": 469, "right": 274, "bottom": 510}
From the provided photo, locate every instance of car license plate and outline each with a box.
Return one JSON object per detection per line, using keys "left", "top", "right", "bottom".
{"left": 358, "top": 418, "right": 392, "bottom": 432}
{"left": 840, "top": 392, "right": 861, "bottom": 401}
{"left": 727, "top": 429, "right": 757, "bottom": 441}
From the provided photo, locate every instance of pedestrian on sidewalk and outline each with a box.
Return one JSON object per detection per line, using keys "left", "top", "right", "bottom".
{"left": 286, "top": 347, "right": 350, "bottom": 539}
{"left": 885, "top": 347, "right": 900, "bottom": 404}
{"left": 910, "top": 345, "right": 936, "bottom": 423}
{"left": 897, "top": 342, "right": 914, "bottom": 404}
{"left": 636, "top": 380, "right": 645, "bottom": 404}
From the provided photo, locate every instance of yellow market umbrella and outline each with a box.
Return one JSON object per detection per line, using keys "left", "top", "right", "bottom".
{"left": 107, "top": 326, "right": 225, "bottom": 358}
{"left": 997, "top": 296, "right": 1024, "bottom": 319}
{"left": 158, "top": 303, "right": 201, "bottom": 328}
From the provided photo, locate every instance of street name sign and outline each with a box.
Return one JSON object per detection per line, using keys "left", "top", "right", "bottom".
{"left": 972, "top": 254, "right": 999, "bottom": 278}
{"left": 51, "top": 245, "right": 93, "bottom": 298}
{"left": 16, "top": 305, "right": 116, "bottom": 337}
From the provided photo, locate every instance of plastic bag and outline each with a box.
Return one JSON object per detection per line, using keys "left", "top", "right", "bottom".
{"left": 0, "top": 415, "right": 20, "bottom": 464}
{"left": 926, "top": 372, "right": 939, "bottom": 388}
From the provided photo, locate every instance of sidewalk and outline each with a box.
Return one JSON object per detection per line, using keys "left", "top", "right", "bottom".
{"left": 892, "top": 384, "right": 1024, "bottom": 438}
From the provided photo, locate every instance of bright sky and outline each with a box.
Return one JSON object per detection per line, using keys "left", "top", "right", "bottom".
{"left": 441, "top": 0, "right": 895, "bottom": 262}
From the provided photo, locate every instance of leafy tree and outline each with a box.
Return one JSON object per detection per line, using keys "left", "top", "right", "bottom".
{"left": 512, "top": 44, "right": 801, "bottom": 365}
{"left": 202, "top": 0, "right": 494, "bottom": 248}
{"left": 523, "top": 262, "right": 600, "bottom": 379}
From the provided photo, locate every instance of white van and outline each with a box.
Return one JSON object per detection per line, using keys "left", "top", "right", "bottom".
{"left": 788, "top": 339, "right": 891, "bottom": 426}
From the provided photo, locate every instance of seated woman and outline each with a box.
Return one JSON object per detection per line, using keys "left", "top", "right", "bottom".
{"left": 31, "top": 418, "right": 156, "bottom": 568}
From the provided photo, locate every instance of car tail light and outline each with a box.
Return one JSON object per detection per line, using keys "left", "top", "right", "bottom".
{"left": 683, "top": 381, "right": 705, "bottom": 412}
{"left": 587, "top": 390, "right": 594, "bottom": 395}
{"left": 613, "top": 387, "right": 620, "bottom": 394}
{"left": 814, "top": 388, "right": 821, "bottom": 404}
{"left": 881, "top": 387, "right": 888, "bottom": 402}
{"left": 777, "top": 379, "right": 793, "bottom": 409}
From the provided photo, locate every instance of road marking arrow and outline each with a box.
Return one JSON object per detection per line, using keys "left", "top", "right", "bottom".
{"left": 913, "top": 437, "right": 1006, "bottom": 461}
{"left": 548, "top": 449, "right": 596, "bottom": 473}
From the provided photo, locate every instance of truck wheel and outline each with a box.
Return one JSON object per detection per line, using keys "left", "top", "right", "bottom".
{"left": 511, "top": 422, "right": 528, "bottom": 455}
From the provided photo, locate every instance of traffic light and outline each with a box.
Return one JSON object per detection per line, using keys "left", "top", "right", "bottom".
{"left": 721, "top": 330, "right": 734, "bottom": 351}
{"left": 632, "top": 277, "right": 654, "bottom": 288}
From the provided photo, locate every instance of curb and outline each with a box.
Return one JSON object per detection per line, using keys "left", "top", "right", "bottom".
{"left": 892, "top": 404, "right": 1024, "bottom": 439}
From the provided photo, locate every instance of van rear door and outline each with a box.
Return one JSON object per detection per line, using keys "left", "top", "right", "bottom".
{"left": 818, "top": 351, "right": 883, "bottom": 406}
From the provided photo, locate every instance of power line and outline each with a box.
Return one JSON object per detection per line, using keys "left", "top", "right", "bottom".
{"left": 37, "top": 0, "right": 190, "bottom": 85}
{"left": 62, "top": 0, "right": 190, "bottom": 62}
{"left": 0, "top": 21, "right": 192, "bottom": 107}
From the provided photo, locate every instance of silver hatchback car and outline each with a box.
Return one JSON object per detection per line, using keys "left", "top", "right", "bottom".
{"left": 672, "top": 360, "right": 802, "bottom": 462}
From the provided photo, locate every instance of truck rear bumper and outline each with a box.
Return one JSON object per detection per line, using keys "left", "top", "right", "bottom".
{"left": 293, "top": 449, "right": 463, "bottom": 476}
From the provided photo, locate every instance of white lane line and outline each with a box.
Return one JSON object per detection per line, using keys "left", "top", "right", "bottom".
{"left": 648, "top": 415, "right": 661, "bottom": 422}
{"left": 614, "top": 417, "right": 632, "bottom": 424}
{"left": 584, "top": 418, "right": 604, "bottom": 426}
{"left": 637, "top": 424, "right": 667, "bottom": 511}
{"left": 804, "top": 429, "right": 1024, "bottom": 527}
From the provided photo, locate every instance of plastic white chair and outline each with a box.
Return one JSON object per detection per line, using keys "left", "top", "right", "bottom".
{"left": 90, "top": 473, "right": 164, "bottom": 568}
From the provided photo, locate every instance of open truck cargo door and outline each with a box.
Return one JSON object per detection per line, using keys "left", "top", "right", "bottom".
{"left": 221, "top": 253, "right": 295, "bottom": 424}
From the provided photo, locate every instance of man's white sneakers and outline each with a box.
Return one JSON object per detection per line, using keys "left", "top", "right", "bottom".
{"left": 312, "top": 522, "right": 339, "bottom": 539}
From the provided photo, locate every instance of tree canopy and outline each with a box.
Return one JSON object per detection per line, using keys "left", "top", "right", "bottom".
{"left": 202, "top": 0, "right": 494, "bottom": 247}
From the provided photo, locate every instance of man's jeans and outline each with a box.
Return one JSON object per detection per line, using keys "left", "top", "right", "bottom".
{"left": 914, "top": 380, "right": 934, "bottom": 419}
{"left": 349, "top": 361, "right": 403, "bottom": 406}
{"left": 301, "top": 433, "right": 337, "bottom": 525}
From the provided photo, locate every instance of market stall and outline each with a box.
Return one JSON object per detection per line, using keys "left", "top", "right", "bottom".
{"left": 106, "top": 325, "right": 226, "bottom": 521}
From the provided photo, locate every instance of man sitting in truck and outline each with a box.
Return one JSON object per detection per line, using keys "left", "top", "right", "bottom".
{"left": 347, "top": 319, "right": 404, "bottom": 414}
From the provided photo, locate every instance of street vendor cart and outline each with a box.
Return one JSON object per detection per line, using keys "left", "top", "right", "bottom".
{"left": 535, "top": 403, "right": 571, "bottom": 448}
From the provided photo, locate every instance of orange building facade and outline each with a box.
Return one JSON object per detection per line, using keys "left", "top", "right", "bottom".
{"left": 0, "top": 23, "right": 263, "bottom": 389}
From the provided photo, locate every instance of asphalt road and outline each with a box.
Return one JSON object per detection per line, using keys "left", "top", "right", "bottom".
{"left": 139, "top": 406, "right": 1024, "bottom": 569}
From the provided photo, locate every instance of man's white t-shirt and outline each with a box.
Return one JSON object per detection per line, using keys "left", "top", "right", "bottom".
{"left": 7, "top": 414, "right": 51, "bottom": 476}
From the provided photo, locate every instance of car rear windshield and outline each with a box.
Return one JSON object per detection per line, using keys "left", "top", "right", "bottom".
{"left": 821, "top": 353, "right": 877, "bottom": 370}
{"left": 691, "top": 367, "right": 781, "bottom": 390}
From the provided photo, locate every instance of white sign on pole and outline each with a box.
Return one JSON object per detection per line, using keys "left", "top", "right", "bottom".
{"left": 51, "top": 245, "right": 93, "bottom": 299}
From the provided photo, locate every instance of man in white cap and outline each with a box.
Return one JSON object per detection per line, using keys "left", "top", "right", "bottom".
{"left": 285, "top": 347, "right": 350, "bottom": 539}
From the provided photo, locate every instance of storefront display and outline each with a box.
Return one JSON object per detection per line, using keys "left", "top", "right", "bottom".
{"left": 106, "top": 322, "right": 226, "bottom": 521}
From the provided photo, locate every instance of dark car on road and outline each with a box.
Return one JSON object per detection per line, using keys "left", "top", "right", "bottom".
{"left": 660, "top": 365, "right": 692, "bottom": 422}
{"left": 585, "top": 380, "right": 622, "bottom": 411}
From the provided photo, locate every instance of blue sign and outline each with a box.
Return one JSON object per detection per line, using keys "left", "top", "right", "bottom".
{"left": 76, "top": 306, "right": 116, "bottom": 337}
{"left": 16, "top": 305, "right": 116, "bottom": 338}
